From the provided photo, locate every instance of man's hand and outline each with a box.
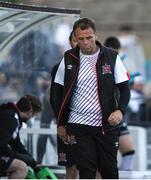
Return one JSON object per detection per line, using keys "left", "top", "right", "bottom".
{"left": 15, "top": 153, "right": 37, "bottom": 169}
{"left": 108, "top": 109, "right": 123, "bottom": 126}
{"left": 57, "top": 126, "right": 69, "bottom": 143}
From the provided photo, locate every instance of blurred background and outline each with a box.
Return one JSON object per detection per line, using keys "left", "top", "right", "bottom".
{"left": 1, "top": 0, "right": 151, "bottom": 178}
{"left": 22, "top": 0, "right": 151, "bottom": 60}
{"left": 3, "top": 0, "right": 151, "bottom": 78}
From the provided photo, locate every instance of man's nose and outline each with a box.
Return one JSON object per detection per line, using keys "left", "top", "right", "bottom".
{"left": 83, "top": 39, "right": 89, "bottom": 44}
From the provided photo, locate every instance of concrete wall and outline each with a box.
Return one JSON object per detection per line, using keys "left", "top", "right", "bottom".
{"left": 22, "top": 0, "right": 151, "bottom": 59}
{"left": 24, "top": 0, "right": 151, "bottom": 30}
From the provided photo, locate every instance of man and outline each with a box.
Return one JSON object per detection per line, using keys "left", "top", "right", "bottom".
{"left": 50, "top": 18, "right": 130, "bottom": 179}
{"left": 69, "top": 30, "right": 77, "bottom": 49}
{"left": 128, "top": 73, "right": 146, "bottom": 125}
{"left": 118, "top": 25, "right": 146, "bottom": 78}
{"left": 104, "top": 36, "right": 135, "bottom": 171}
{"left": 0, "top": 94, "right": 42, "bottom": 179}
{"left": 56, "top": 30, "right": 78, "bottom": 179}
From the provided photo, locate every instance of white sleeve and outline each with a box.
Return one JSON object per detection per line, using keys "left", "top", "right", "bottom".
{"left": 114, "top": 55, "right": 130, "bottom": 84}
{"left": 54, "top": 57, "right": 65, "bottom": 85}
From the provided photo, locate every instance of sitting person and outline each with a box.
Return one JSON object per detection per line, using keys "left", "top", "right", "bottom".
{"left": 0, "top": 94, "right": 42, "bottom": 179}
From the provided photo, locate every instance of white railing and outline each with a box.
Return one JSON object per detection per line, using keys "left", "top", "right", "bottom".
{"left": 20, "top": 125, "right": 58, "bottom": 165}
{"left": 20, "top": 125, "right": 148, "bottom": 172}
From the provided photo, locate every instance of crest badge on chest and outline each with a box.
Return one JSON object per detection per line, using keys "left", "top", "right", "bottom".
{"left": 102, "top": 64, "right": 112, "bottom": 74}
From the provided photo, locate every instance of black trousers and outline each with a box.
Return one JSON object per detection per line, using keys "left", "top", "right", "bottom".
{"left": 0, "top": 156, "right": 13, "bottom": 176}
{"left": 67, "top": 123, "right": 119, "bottom": 179}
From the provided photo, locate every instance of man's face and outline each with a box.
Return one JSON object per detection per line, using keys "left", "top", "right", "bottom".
{"left": 74, "top": 27, "right": 97, "bottom": 55}
{"left": 20, "top": 109, "right": 33, "bottom": 123}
